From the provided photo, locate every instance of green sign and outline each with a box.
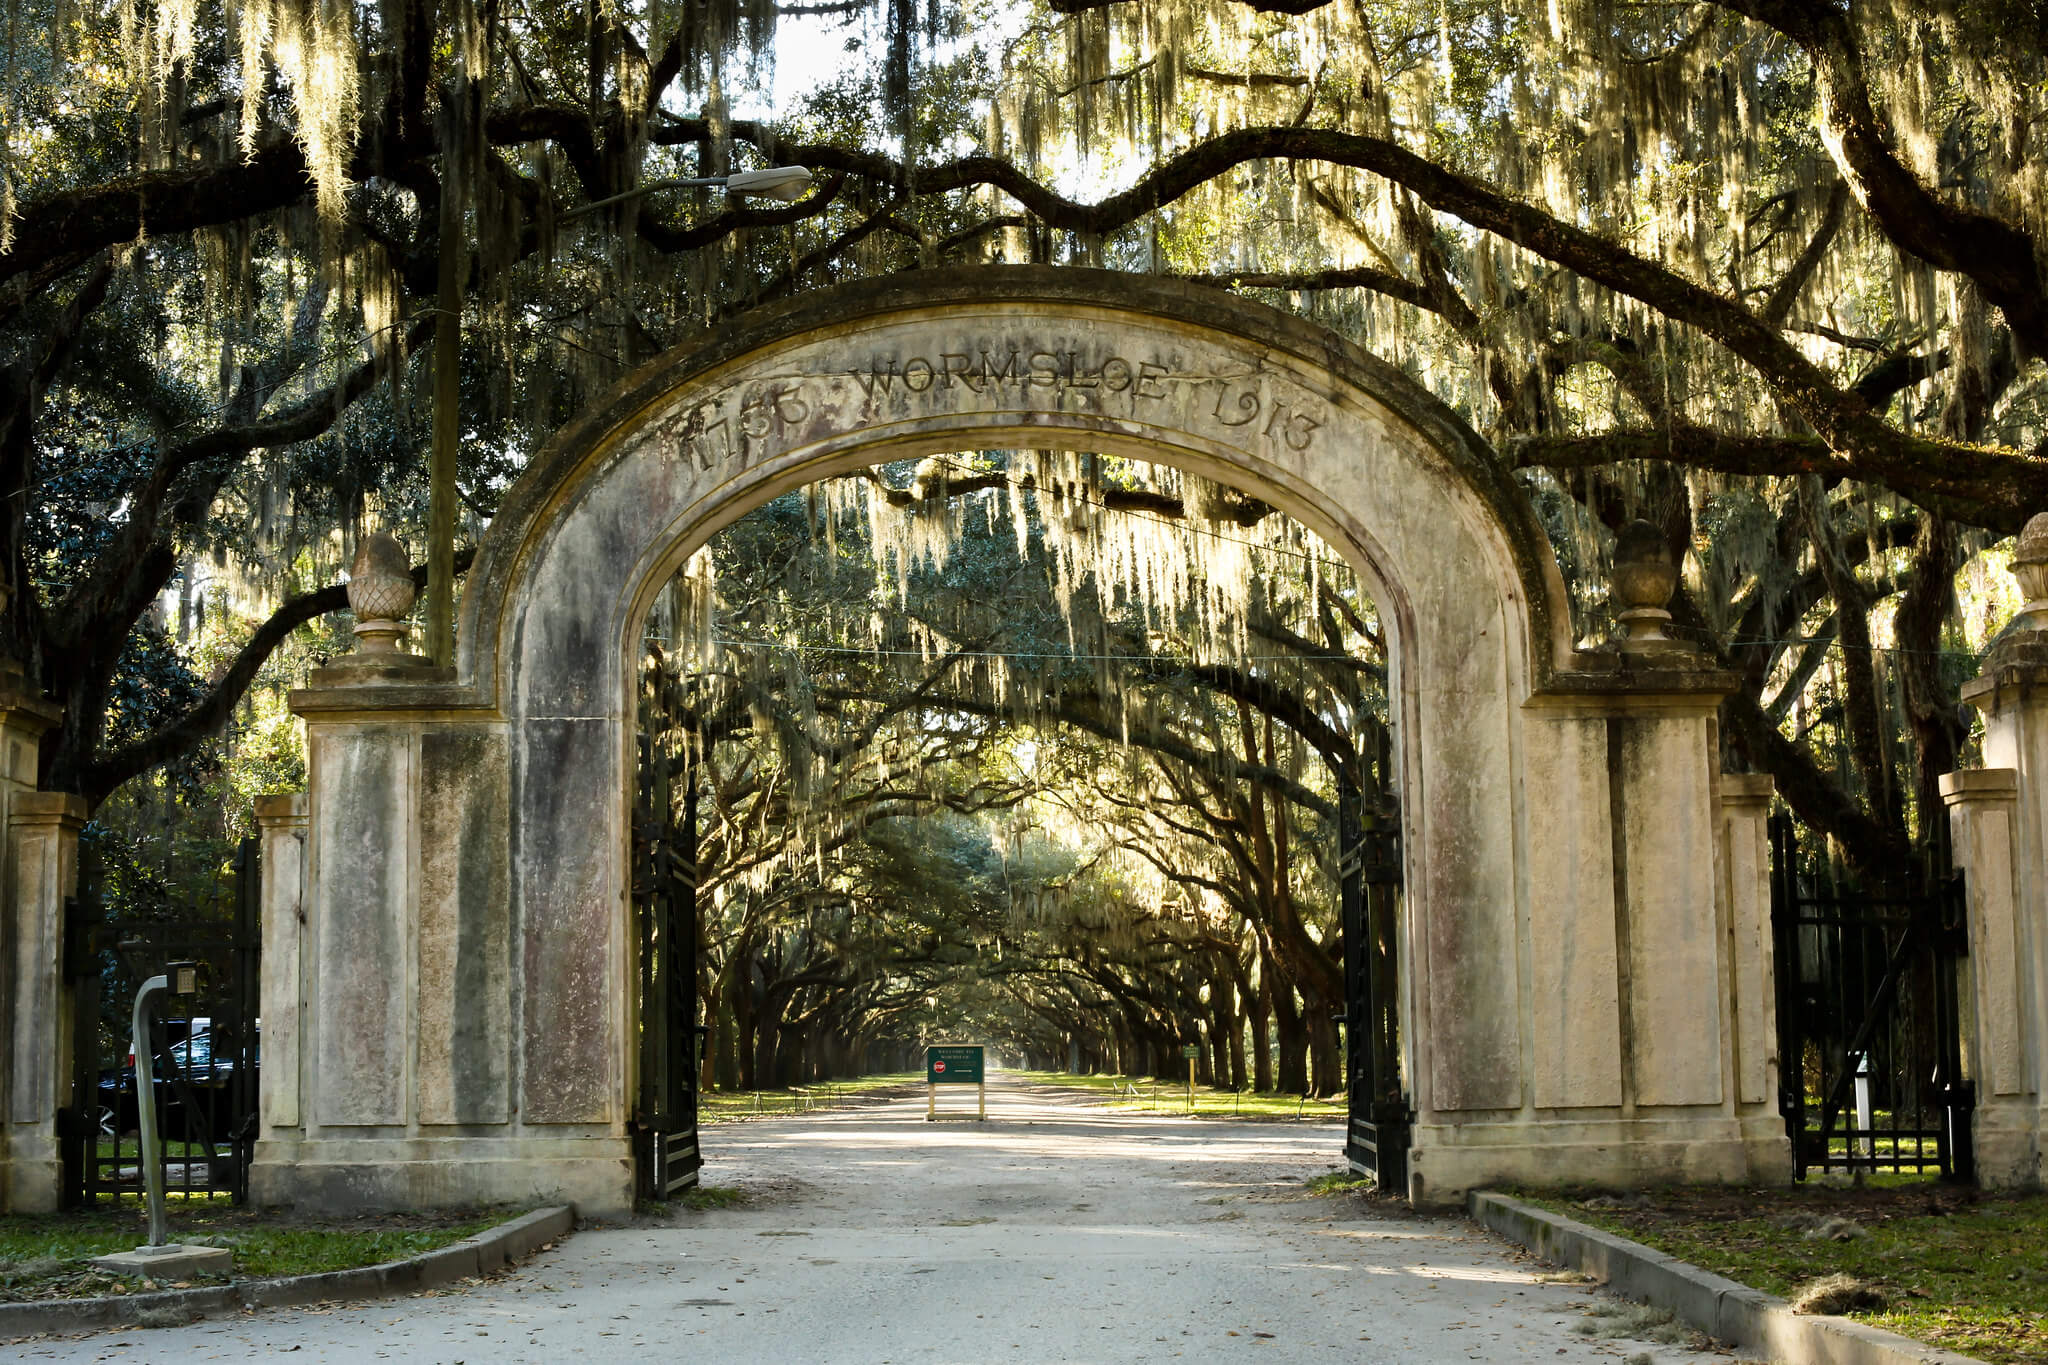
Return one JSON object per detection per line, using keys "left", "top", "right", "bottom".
{"left": 926, "top": 1045, "right": 984, "bottom": 1084}
{"left": 1181, "top": 1044, "right": 1200, "bottom": 1059}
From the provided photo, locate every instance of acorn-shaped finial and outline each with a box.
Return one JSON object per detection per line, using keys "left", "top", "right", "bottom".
{"left": 347, "top": 531, "right": 415, "bottom": 653}
{"left": 2012, "top": 513, "right": 2048, "bottom": 626}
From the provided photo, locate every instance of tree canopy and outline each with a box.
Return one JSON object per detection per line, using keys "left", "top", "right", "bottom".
{"left": 3, "top": 0, "right": 2044, "bottom": 1077}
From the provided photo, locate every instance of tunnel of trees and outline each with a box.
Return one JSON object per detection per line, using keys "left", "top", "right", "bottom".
{"left": 638, "top": 451, "right": 1389, "bottom": 1094}
{"left": 2, "top": 0, "right": 2041, "bottom": 1087}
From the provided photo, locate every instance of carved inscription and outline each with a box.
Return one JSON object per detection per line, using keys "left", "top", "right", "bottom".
{"left": 849, "top": 349, "right": 1171, "bottom": 400}
{"left": 648, "top": 383, "right": 811, "bottom": 473}
{"left": 645, "top": 340, "right": 1326, "bottom": 479}
{"left": 1208, "top": 380, "right": 1322, "bottom": 452}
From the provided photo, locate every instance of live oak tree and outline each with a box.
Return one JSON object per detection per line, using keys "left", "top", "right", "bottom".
{"left": 637, "top": 455, "right": 1380, "bottom": 1093}
{"left": 3, "top": 0, "right": 2042, "bottom": 879}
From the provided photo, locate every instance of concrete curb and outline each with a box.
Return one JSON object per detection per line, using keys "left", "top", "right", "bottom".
{"left": 1468, "top": 1191, "right": 1985, "bottom": 1365}
{"left": 0, "top": 1205, "right": 574, "bottom": 1339}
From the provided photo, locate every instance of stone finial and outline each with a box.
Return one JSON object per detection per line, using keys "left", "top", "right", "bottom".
{"left": 347, "top": 531, "right": 416, "bottom": 655}
{"left": 1612, "top": 520, "right": 1689, "bottom": 655}
{"left": 2012, "top": 512, "right": 2048, "bottom": 629}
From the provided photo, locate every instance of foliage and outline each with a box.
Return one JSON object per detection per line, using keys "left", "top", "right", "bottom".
{"left": 647, "top": 455, "right": 1376, "bottom": 1094}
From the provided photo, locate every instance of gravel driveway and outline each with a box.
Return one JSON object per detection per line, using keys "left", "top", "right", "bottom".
{"left": 15, "top": 1076, "right": 1731, "bottom": 1363}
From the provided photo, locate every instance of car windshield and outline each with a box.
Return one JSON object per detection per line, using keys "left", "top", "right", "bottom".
{"left": 170, "top": 1032, "right": 212, "bottom": 1069}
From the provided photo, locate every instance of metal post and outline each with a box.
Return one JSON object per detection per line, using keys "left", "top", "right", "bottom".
{"left": 130, "top": 975, "right": 170, "bottom": 1248}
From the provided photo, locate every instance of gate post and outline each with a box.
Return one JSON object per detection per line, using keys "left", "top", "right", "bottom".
{"left": 1718, "top": 773, "right": 1777, "bottom": 1115}
{"left": 254, "top": 795, "right": 308, "bottom": 1137}
{"left": 1948, "top": 511, "right": 2048, "bottom": 1189}
{"left": 3, "top": 791, "right": 86, "bottom": 1213}
{"left": 1941, "top": 770, "right": 2030, "bottom": 1186}
{"left": 0, "top": 665, "right": 59, "bottom": 1211}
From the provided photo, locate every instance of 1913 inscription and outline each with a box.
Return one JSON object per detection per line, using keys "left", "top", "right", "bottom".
{"left": 647, "top": 342, "right": 1324, "bottom": 476}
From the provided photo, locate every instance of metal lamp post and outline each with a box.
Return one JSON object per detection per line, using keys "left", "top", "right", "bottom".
{"left": 91, "top": 962, "right": 235, "bottom": 1280}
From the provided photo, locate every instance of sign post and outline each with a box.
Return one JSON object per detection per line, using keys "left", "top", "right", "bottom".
{"left": 1182, "top": 1042, "right": 1200, "bottom": 1113}
{"left": 926, "top": 1045, "right": 986, "bottom": 1121}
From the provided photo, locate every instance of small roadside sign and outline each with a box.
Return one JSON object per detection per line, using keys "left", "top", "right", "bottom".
{"left": 926, "top": 1044, "right": 986, "bottom": 1122}
{"left": 1181, "top": 1044, "right": 1200, "bottom": 1059}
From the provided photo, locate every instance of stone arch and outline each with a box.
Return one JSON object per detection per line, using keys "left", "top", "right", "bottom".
{"left": 258, "top": 268, "right": 1789, "bottom": 1216}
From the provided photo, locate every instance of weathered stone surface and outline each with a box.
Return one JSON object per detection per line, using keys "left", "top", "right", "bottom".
{"left": 309, "top": 729, "right": 410, "bottom": 1126}
{"left": 1619, "top": 713, "right": 1724, "bottom": 1108}
{"left": 517, "top": 719, "right": 615, "bottom": 1126}
{"left": 90, "top": 1244, "right": 234, "bottom": 1278}
{"left": 1719, "top": 774, "right": 1775, "bottom": 1107}
{"left": 1525, "top": 713, "right": 1623, "bottom": 1110}
{"left": 255, "top": 794, "right": 308, "bottom": 1131}
{"left": 418, "top": 730, "right": 511, "bottom": 1125}
{"left": 4, "top": 790, "right": 83, "bottom": 1213}
{"left": 1965, "top": 667, "right": 2048, "bottom": 1189}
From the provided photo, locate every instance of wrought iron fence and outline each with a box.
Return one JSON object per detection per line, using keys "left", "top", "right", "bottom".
{"left": 61, "top": 836, "right": 261, "bottom": 1207}
{"left": 1769, "top": 815, "right": 1973, "bottom": 1181}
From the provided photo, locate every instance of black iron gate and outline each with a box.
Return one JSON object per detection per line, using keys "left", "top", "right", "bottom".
{"left": 60, "top": 836, "right": 261, "bottom": 1207}
{"left": 634, "top": 668, "right": 702, "bottom": 1201}
{"left": 1342, "top": 794, "right": 1409, "bottom": 1189}
{"left": 1769, "top": 815, "right": 1973, "bottom": 1181}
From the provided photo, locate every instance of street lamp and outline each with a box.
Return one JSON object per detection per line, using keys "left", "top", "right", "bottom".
{"left": 560, "top": 165, "right": 816, "bottom": 221}
{"left": 91, "top": 963, "right": 234, "bottom": 1279}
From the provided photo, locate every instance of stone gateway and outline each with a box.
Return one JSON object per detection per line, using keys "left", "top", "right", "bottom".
{"left": 246, "top": 267, "right": 1794, "bottom": 1216}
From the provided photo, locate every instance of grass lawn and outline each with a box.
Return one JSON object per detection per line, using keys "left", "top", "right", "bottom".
{"left": 1514, "top": 1182, "right": 2048, "bottom": 1365}
{"left": 0, "top": 1206, "right": 522, "bottom": 1302}
{"left": 697, "top": 1072, "right": 921, "bottom": 1123}
{"left": 1009, "top": 1069, "right": 1346, "bottom": 1120}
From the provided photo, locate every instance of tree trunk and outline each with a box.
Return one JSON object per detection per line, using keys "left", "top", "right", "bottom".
{"left": 1208, "top": 974, "right": 1235, "bottom": 1089}
{"left": 1271, "top": 971, "right": 1309, "bottom": 1095}
{"left": 1248, "top": 974, "right": 1274, "bottom": 1092}
{"left": 1307, "top": 1007, "right": 1342, "bottom": 1099}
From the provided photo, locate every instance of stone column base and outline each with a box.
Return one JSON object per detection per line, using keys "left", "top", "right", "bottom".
{"left": 1970, "top": 1100, "right": 2042, "bottom": 1191}
{"left": 0, "top": 1140, "right": 61, "bottom": 1214}
{"left": 250, "top": 1136, "right": 633, "bottom": 1218}
{"left": 1404, "top": 1114, "right": 1792, "bottom": 1207}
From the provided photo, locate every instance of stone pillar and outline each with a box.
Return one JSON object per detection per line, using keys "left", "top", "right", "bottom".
{"left": 1433, "top": 523, "right": 1789, "bottom": 1198}
{"left": 254, "top": 795, "right": 308, "bottom": 1136}
{"left": 1941, "top": 770, "right": 2033, "bottom": 1186}
{"left": 0, "top": 665, "right": 58, "bottom": 1211}
{"left": 251, "top": 535, "right": 622, "bottom": 1214}
{"left": 4, "top": 792, "right": 86, "bottom": 1213}
{"left": 1719, "top": 774, "right": 1777, "bottom": 1114}
{"left": 1949, "top": 510, "right": 2048, "bottom": 1188}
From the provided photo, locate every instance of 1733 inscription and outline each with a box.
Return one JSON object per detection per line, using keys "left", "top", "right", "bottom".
{"left": 647, "top": 343, "right": 1324, "bottom": 475}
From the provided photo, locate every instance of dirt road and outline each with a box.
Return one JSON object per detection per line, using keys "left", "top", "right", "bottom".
{"left": 16, "top": 1076, "right": 1731, "bottom": 1362}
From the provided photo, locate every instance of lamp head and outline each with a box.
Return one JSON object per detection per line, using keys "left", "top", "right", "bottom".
{"left": 724, "top": 166, "right": 814, "bottom": 202}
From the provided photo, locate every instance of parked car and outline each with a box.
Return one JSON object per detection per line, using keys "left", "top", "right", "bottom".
{"left": 96, "top": 1023, "right": 259, "bottom": 1142}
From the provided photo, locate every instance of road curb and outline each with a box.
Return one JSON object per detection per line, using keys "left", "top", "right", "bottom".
{"left": 1468, "top": 1191, "right": 1985, "bottom": 1365}
{"left": 0, "top": 1205, "right": 574, "bottom": 1339}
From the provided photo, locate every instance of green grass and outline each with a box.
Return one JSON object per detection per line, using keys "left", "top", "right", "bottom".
{"left": 1514, "top": 1185, "right": 2048, "bottom": 1365}
{"left": 0, "top": 1206, "right": 522, "bottom": 1301}
{"left": 1303, "top": 1169, "right": 1374, "bottom": 1196}
{"left": 697, "top": 1072, "right": 920, "bottom": 1123}
{"left": 1010, "top": 1069, "right": 1346, "bottom": 1120}
{"left": 677, "top": 1185, "right": 747, "bottom": 1211}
